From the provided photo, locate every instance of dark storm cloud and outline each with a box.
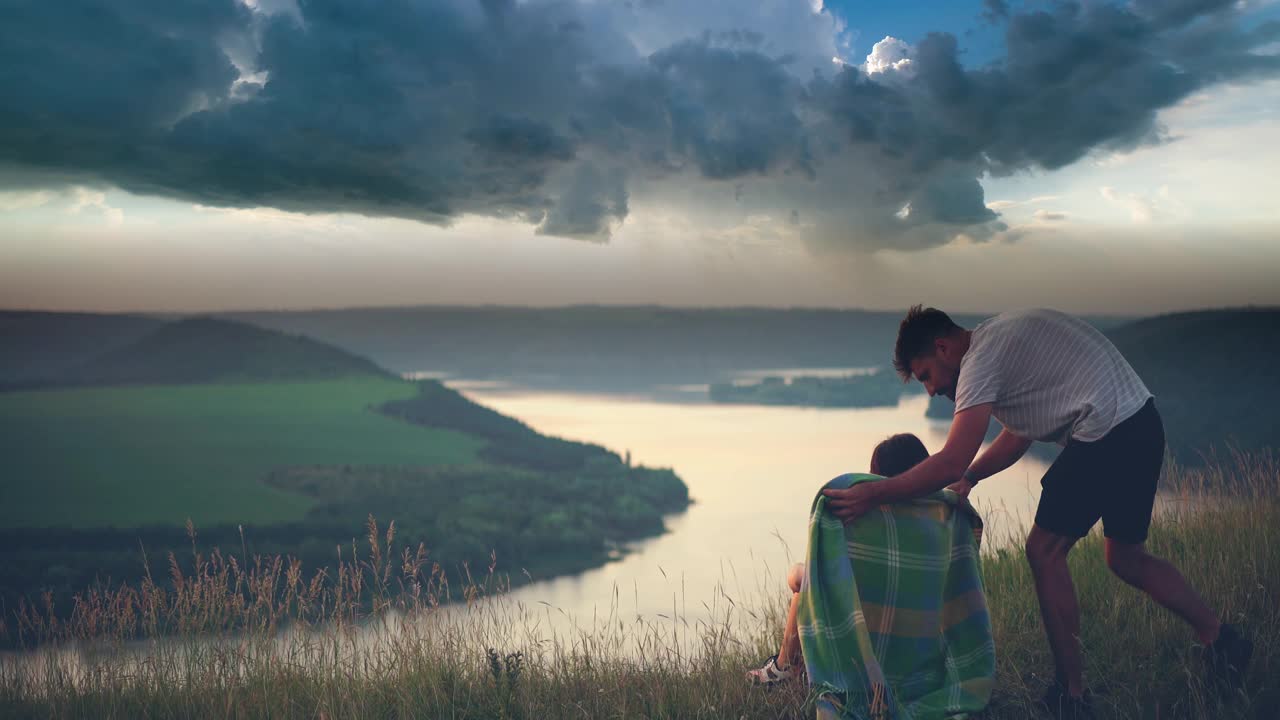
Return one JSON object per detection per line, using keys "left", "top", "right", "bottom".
{"left": 801, "top": 1, "right": 1279, "bottom": 246}
{"left": 0, "top": 0, "right": 247, "bottom": 165}
{"left": 648, "top": 38, "right": 813, "bottom": 180}
{"left": 0, "top": 0, "right": 1277, "bottom": 246}
{"left": 536, "top": 162, "right": 629, "bottom": 239}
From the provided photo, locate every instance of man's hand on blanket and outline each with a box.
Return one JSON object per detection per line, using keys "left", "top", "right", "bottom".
{"left": 945, "top": 478, "right": 974, "bottom": 498}
{"left": 822, "top": 482, "right": 881, "bottom": 522}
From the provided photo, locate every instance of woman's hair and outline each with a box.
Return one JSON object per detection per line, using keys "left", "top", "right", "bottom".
{"left": 870, "top": 433, "right": 930, "bottom": 477}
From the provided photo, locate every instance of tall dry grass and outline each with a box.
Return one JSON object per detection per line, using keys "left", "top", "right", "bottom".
{"left": 1, "top": 451, "right": 1276, "bottom": 719}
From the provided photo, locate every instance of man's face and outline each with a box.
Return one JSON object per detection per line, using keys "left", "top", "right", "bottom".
{"left": 909, "top": 344, "right": 960, "bottom": 401}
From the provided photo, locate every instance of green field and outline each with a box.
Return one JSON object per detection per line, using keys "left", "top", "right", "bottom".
{"left": 0, "top": 376, "right": 483, "bottom": 528}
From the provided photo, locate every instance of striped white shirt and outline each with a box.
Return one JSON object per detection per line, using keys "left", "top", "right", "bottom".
{"left": 954, "top": 309, "right": 1151, "bottom": 445}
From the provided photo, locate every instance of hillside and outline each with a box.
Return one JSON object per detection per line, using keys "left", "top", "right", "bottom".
{"left": 0, "top": 311, "right": 163, "bottom": 388}
{"left": 20, "top": 316, "right": 391, "bottom": 388}
{"left": 0, "top": 314, "right": 691, "bottom": 626}
{"left": 0, "top": 376, "right": 688, "bottom": 627}
{"left": 1107, "top": 307, "right": 1280, "bottom": 465}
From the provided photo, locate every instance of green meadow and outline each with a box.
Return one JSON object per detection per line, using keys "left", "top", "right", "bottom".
{"left": 0, "top": 376, "right": 483, "bottom": 528}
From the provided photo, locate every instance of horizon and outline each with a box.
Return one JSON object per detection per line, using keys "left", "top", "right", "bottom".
{"left": 6, "top": 300, "right": 1275, "bottom": 320}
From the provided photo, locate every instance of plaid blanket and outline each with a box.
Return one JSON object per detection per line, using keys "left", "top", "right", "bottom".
{"left": 796, "top": 473, "right": 995, "bottom": 720}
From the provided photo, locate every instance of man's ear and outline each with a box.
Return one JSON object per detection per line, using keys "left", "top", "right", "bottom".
{"left": 934, "top": 336, "right": 950, "bottom": 356}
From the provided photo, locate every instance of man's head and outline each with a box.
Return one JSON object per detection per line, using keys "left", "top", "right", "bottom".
{"left": 893, "top": 305, "right": 968, "bottom": 400}
{"left": 870, "top": 433, "right": 929, "bottom": 477}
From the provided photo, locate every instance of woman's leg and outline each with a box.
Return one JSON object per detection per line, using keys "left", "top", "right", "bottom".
{"left": 779, "top": 563, "right": 804, "bottom": 668}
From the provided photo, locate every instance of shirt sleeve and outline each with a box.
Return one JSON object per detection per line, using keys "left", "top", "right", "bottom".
{"left": 954, "top": 343, "right": 1001, "bottom": 413}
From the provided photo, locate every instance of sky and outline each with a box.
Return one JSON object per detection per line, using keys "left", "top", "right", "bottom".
{"left": 1, "top": 0, "right": 1278, "bottom": 315}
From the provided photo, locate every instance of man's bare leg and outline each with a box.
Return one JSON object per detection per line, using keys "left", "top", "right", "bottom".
{"left": 1026, "top": 524, "right": 1085, "bottom": 696}
{"left": 1105, "top": 539, "right": 1220, "bottom": 644}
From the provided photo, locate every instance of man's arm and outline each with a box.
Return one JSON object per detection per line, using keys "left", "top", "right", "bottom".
{"left": 946, "top": 427, "right": 1032, "bottom": 497}
{"left": 822, "top": 403, "right": 994, "bottom": 521}
{"left": 967, "top": 428, "right": 1033, "bottom": 483}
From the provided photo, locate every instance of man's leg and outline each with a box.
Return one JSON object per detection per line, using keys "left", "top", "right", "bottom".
{"left": 1105, "top": 539, "right": 1220, "bottom": 644}
{"left": 1026, "top": 524, "right": 1085, "bottom": 696}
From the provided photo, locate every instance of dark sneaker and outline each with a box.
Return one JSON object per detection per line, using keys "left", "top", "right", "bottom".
{"left": 1204, "top": 623, "right": 1253, "bottom": 693}
{"left": 745, "top": 654, "right": 796, "bottom": 687}
{"left": 1041, "top": 682, "right": 1097, "bottom": 720}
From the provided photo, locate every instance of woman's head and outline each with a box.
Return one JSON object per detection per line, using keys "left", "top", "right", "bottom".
{"left": 870, "top": 433, "right": 929, "bottom": 477}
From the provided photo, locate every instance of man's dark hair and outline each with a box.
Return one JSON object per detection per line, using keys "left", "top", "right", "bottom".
{"left": 870, "top": 433, "right": 930, "bottom": 477}
{"left": 893, "top": 305, "right": 963, "bottom": 381}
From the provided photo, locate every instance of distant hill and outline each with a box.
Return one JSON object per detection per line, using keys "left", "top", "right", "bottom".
{"left": 0, "top": 311, "right": 163, "bottom": 387}
{"left": 1, "top": 316, "right": 391, "bottom": 388}
{"left": 70, "top": 317, "right": 393, "bottom": 385}
{"left": 1108, "top": 307, "right": 1280, "bottom": 465}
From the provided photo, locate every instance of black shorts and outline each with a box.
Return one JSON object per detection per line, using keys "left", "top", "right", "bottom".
{"left": 1034, "top": 397, "right": 1164, "bottom": 544}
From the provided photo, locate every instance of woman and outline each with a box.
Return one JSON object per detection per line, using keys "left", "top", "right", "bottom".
{"left": 746, "top": 433, "right": 931, "bottom": 685}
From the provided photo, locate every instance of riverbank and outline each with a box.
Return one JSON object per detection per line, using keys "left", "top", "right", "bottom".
{"left": 2, "top": 453, "right": 1276, "bottom": 719}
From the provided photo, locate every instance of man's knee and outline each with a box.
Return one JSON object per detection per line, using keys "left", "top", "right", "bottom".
{"left": 1105, "top": 541, "right": 1147, "bottom": 586}
{"left": 787, "top": 563, "right": 804, "bottom": 593}
{"left": 1025, "top": 526, "right": 1073, "bottom": 571}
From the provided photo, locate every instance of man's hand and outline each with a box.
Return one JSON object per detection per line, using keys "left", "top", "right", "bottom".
{"left": 945, "top": 478, "right": 974, "bottom": 498}
{"left": 821, "top": 483, "right": 881, "bottom": 523}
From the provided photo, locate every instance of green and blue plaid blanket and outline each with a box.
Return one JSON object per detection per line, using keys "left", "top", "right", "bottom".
{"left": 796, "top": 473, "right": 994, "bottom": 720}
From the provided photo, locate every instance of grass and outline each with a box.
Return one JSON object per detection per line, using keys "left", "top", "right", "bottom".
{"left": 0, "top": 452, "right": 1276, "bottom": 719}
{"left": 0, "top": 377, "right": 484, "bottom": 528}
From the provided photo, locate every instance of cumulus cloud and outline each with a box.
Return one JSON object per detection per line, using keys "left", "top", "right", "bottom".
{"left": 864, "top": 36, "right": 914, "bottom": 76}
{"left": 0, "top": 0, "right": 1277, "bottom": 249}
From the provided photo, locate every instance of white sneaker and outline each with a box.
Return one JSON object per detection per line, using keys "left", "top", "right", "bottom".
{"left": 745, "top": 654, "right": 795, "bottom": 686}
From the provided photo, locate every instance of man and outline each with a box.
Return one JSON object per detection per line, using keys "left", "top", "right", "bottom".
{"left": 822, "top": 306, "right": 1252, "bottom": 719}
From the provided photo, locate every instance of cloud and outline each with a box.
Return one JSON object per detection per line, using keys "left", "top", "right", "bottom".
{"left": 1033, "top": 209, "right": 1068, "bottom": 222}
{"left": 67, "top": 187, "right": 124, "bottom": 226}
{"left": 0, "top": 190, "right": 53, "bottom": 212}
{"left": 864, "top": 36, "right": 914, "bottom": 76}
{"left": 536, "top": 162, "right": 628, "bottom": 241}
{"left": 0, "top": 0, "right": 1277, "bottom": 250}
{"left": 987, "top": 195, "right": 1062, "bottom": 210}
{"left": 1098, "top": 185, "right": 1185, "bottom": 223}
{"left": 0, "top": 185, "right": 124, "bottom": 223}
